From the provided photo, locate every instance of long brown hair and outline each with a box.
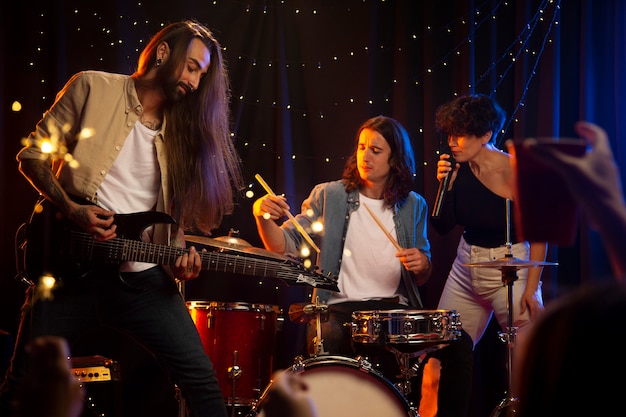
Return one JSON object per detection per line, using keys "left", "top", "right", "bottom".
{"left": 342, "top": 116, "right": 416, "bottom": 208}
{"left": 134, "top": 20, "right": 243, "bottom": 232}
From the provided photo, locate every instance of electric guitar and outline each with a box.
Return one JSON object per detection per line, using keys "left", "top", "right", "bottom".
{"left": 23, "top": 199, "right": 339, "bottom": 291}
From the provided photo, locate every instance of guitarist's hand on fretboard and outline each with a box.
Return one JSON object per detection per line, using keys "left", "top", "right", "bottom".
{"left": 67, "top": 202, "right": 117, "bottom": 241}
{"left": 172, "top": 245, "right": 204, "bottom": 280}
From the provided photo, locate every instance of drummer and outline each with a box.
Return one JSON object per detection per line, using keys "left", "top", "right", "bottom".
{"left": 253, "top": 116, "right": 435, "bottom": 407}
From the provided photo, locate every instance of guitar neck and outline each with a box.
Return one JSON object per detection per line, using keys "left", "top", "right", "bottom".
{"left": 26, "top": 202, "right": 338, "bottom": 291}
{"left": 69, "top": 230, "right": 337, "bottom": 289}
{"left": 74, "top": 230, "right": 282, "bottom": 276}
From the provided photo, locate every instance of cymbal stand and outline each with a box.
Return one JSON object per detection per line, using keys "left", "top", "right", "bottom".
{"left": 490, "top": 261, "right": 519, "bottom": 417}
{"left": 491, "top": 199, "right": 519, "bottom": 417}
{"left": 462, "top": 200, "right": 555, "bottom": 416}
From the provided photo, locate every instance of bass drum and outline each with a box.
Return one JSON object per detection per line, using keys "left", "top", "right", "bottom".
{"left": 248, "top": 356, "right": 417, "bottom": 417}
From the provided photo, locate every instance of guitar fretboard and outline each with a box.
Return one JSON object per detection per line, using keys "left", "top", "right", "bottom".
{"left": 68, "top": 230, "right": 337, "bottom": 290}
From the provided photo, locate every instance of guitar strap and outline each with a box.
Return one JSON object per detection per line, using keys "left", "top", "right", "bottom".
{"left": 14, "top": 196, "right": 51, "bottom": 287}
{"left": 14, "top": 221, "right": 33, "bottom": 287}
{"left": 20, "top": 196, "right": 65, "bottom": 287}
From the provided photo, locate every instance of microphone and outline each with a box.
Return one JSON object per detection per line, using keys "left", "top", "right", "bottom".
{"left": 432, "top": 154, "right": 455, "bottom": 219}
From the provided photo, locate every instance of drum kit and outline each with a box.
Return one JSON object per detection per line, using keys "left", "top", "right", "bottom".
{"left": 182, "top": 204, "right": 558, "bottom": 417}
{"left": 248, "top": 303, "right": 461, "bottom": 417}
{"left": 183, "top": 232, "right": 461, "bottom": 417}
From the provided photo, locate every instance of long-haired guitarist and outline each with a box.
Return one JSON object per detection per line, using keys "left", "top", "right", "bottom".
{"left": 0, "top": 20, "right": 243, "bottom": 417}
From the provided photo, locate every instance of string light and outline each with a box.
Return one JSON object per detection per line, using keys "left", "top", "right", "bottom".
{"left": 20, "top": 0, "right": 561, "bottom": 178}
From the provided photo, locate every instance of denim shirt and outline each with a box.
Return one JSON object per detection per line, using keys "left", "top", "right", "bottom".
{"left": 281, "top": 180, "right": 431, "bottom": 308}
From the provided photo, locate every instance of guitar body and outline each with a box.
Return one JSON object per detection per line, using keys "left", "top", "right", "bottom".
{"left": 24, "top": 199, "right": 176, "bottom": 281}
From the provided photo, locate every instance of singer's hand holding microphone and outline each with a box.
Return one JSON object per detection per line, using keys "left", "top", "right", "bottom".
{"left": 432, "top": 153, "right": 457, "bottom": 219}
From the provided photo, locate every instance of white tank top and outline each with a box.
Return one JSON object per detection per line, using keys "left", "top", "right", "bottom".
{"left": 328, "top": 193, "right": 404, "bottom": 304}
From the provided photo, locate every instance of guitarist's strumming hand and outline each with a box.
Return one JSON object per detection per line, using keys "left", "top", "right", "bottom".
{"left": 67, "top": 203, "right": 117, "bottom": 241}
{"left": 172, "top": 245, "right": 204, "bottom": 281}
{"left": 19, "top": 158, "right": 118, "bottom": 241}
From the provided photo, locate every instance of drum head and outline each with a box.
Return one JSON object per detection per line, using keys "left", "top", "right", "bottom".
{"left": 251, "top": 356, "right": 416, "bottom": 417}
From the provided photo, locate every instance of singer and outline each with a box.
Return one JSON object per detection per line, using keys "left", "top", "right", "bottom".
{"left": 422, "top": 94, "right": 548, "bottom": 417}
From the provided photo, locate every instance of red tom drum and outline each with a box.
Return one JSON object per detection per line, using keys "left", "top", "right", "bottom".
{"left": 187, "top": 301, "right": 282, "bottom": 406}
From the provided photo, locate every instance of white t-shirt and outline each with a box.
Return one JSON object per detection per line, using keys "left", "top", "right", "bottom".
{"left": 97, "top": 121, "right": 161, "bottom": 272}
{"left": 328, "top": 193, "right": 405, "bottom": 304}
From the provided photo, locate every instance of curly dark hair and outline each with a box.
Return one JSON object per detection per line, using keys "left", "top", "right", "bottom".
{"left": 342, "top": 116, "right": 416, "bottom": 208}
{"left": 435, "top": 94, "right": 506, "bottom": 145}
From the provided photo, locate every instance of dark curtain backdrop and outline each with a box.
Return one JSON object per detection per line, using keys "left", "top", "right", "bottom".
{"left": 1, "top": 1, "right": 624, "bottom": 416}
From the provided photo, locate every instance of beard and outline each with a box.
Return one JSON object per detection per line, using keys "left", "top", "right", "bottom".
{"left": 162, "top": 80, "right": 187, "bottom": 102}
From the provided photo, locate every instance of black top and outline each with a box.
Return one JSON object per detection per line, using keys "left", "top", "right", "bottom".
{"left": 430, "top": 163, "right": 519, "bottom": 248}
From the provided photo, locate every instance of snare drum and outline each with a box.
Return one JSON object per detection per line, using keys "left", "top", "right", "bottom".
{"left": 351, "top": 309, "right": 461, "bottom": 353}
{"left": 249, "top": 356, "right": 417, "bottom": 417}
{"left": 187, "top": 301, "right": 282, "bottom": 406}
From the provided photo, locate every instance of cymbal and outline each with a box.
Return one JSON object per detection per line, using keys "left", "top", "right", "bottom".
{"left": 185, "top": 234, "right": 252, "bottom": 250}
{"left": 464, "top": 256, "right": 558, "bottom": 269}
{"left": 185, "top": 234, "right": 290, "bottom": 261}
{"left": 185, "top": 235, "right": 252, "bottom": 249}
{"left": 241, "top": 246, "right": 292, "bottom": 261}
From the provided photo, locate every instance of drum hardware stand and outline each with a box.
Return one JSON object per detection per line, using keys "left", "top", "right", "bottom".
{"left": 313, "top": 304, "right": 329, "bottom": 356}
{"left": 490, "top": 258, "right": 520, "bottom": 417}
{"left": 387, "top": 345, "right": 445, "bottom": 397}
{"left": 288, "top": 297, "right": 329, "bottom": 356}
{"left": 228, "top": 350, "right": 243, "bottom": 417}
{"left": 464, "top": 200, "right": 557, "bottom": 417}
{"left": 486, "top": 249, "right": 556, "bottom": 417}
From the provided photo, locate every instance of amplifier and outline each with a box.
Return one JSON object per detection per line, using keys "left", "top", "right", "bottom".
{"left": 71, "top": 355, "right": 122, "bottom": 417}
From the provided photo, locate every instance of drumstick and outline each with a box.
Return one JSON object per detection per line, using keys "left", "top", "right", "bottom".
{"left": 361, "top": 202, "right": 403, "bottom": 252}
{"left": 255, "top": 174, "right": 321, "bottom": 254}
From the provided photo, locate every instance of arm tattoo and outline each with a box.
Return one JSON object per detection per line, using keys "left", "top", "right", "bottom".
{"left": 20, "top": 159, "right": 72, "bottom": 214}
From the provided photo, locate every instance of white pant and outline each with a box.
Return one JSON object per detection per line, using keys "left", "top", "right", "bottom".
{"left": 437, "top": 236, "right": 543, "bottom": 348}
